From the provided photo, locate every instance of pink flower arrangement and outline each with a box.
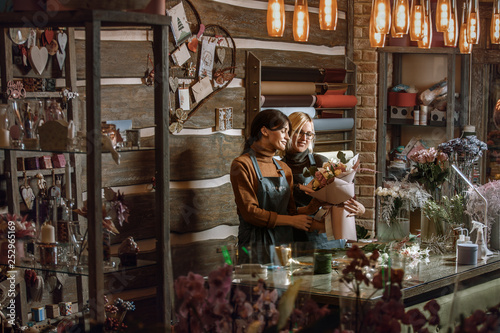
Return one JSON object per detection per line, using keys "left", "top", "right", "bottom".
{"left": 0, "top": 213, "right": 36, "bottom": 239}
{"left": 304, "top": 159, "right": 353, "bottom": 191}
{"left": 174, "top": 265, "right": 331, "bottom": 332}
{"left": 408, "top": 147, "right": 449, "bottom": 193}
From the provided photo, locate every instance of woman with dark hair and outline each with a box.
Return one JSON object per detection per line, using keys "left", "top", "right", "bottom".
{"left": 281, "top": 112, "right": 365, "bottom": 249}
{"left": 230, "top": 109, "right": 318, "bottom": 264}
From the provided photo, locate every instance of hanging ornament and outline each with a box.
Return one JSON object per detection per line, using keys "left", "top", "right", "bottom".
{"left": 169, "top": 108, "right": 188, "bottom": 133}
{"left": 20, "top": 172, "right": 35, "bottom": 210}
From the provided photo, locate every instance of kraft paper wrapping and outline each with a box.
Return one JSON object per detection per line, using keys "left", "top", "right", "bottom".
{"left": 266, "top": 107, "right": 316, "bottom": 119}
{"left": 262, "top": 66, "right": 324, "bottom": 82}
{"left": 323, "top": 68, "right": 347, "bottom": 83}
{"left": 312, "top": 118, "right": 354, "bottom": 131}
{"left": 315, "top": 95, "right": 358, "bottom": 108}
{"left": 307, "top": 155, "right": 359, "bottom": 241}
{"left": 324, "top": 206, "right": 357, "bottom": 242}
{"left": 261, "top": 81, "right": 316, "bottom": 96}
{"left": 261, "top": 95, "right": 317, "bottom": 107}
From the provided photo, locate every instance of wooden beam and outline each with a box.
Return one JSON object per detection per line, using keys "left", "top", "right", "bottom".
{"left": 153, "top": 23, "right": 173, "bottom": 331}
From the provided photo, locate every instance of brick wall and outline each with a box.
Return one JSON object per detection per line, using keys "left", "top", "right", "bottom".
{"left": 353, "top": 0, "right": 377, "bottom": 232}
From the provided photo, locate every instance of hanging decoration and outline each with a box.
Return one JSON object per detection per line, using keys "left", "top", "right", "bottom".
{"left": 166, "top": 0, "right": 237, "bottom": 134}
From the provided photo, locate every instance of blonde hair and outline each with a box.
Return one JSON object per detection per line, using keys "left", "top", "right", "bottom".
{"left": 285, "top": 112, "right": 315, "bottom": 153}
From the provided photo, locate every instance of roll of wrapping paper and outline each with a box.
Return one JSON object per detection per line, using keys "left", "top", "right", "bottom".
{"left": 264, "top": 107, "right": 316, "bottom": 119}
{"left": 261, "top": 81, "right": 316, "bottom": 96}
{"left": 262, "top": 66, "right": 324, "bottom": 82}
{"left": 322, "top": 83, "right": 349, "bottom": 95}
{"left": 322, "top": 68, "right": 347, "bottom": 83}
{"left": 315, "top": 95, "right": 358, "bottom": 108}
{"left": 261, "top": 95, "right": 317, "bottom": 107}
{"left": 313, "top": 118, "right": 354, "bottom": 131}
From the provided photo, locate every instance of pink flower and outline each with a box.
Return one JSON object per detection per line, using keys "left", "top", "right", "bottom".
{"left": 437, "top": 152, "right": 448, "bottom": 162}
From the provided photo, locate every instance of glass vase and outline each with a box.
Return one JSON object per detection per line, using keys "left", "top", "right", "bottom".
{"left": 377, "top": 198, "right": 410, "bottom": 242}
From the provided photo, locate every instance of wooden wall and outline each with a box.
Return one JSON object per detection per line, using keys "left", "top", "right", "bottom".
{"left": 72, "top": 0, "right": 349, "bottom": 279}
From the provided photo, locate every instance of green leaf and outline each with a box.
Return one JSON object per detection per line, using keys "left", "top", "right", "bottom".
{"left": 337, "top": 151, "right": 347, "bottom": 164}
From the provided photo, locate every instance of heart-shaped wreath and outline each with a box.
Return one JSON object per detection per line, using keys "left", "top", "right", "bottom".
{"left": 165, "top": 0, "right": 237, "bottom": 133}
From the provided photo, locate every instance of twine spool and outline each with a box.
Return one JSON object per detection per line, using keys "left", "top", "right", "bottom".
{"left": 313, "top": 252, "right": 332, "bottom": 274}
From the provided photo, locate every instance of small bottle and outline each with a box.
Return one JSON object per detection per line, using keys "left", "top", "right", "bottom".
{"left": 419, "top": 105, "right": 428, "bottom": 125}
{"left": 413, "top": 106, "right": 420, "bottom": 125}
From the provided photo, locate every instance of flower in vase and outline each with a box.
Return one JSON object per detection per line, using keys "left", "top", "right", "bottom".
{"left": 408, "top": 147, "right": 449, "bottom": 193}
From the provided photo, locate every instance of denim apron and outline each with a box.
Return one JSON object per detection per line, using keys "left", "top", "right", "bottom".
{"left": 292, "top": 153, "right": 346, "bottom": 250}
{"left": 238, "top": 151, "right": 293, "bottom": 264}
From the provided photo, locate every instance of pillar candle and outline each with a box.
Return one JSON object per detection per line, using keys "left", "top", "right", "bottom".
{"left": 41, "top": 222, "right": 55, "bottom": 243}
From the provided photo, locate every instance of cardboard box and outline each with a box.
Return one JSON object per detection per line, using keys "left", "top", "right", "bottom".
{"left": 59, "top": 302, "right": 73, "bottom": 316}
{"left": 387, "top": 92, "right": 417, "bottom": 107}
{"left": 51, "top": 154, "right": 66, "bottom": 168}
{"left": 25, "top": 157, "right": 40, "bottom": 170}
{"left": 31, "top": 307, "right": 46, "bottom": 321}
{"left": 429, "top": 109, "right": 446, "bottom": 126}
{"left": 45, "top": 304, "right": 60, "bottom": 318}
{"left": 388, "top": 106, "right": 416, "bottom": 124}
{"left": 39, "top": 156, "right": 53, "bottom": 169}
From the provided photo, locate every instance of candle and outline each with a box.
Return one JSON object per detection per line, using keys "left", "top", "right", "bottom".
{"left": 65, "top": 160, "right": 72, "bottom": 200}
{"left": 41, "top": 222, "right": 56, "bottom": 243}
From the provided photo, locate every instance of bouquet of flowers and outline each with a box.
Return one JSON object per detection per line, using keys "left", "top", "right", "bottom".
{"left": 438, "top": 135, "right": 488, "bottom": 194}
{"left": 376, "top": 180, "right": 431, "bottom": 241}
{"left": 408, "top": 147, "right": 449, "bottom": 193}
{"left": 302, "top": 154, "right": 359, "bottom": 241}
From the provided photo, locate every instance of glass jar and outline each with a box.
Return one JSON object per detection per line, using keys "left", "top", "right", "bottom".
{"left": 377, "top": 197, "right": 410, "bottom": 242}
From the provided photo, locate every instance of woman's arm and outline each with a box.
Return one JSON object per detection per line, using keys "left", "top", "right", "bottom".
{"left": 230, "top": 158, "right": 312, "bottom": 231}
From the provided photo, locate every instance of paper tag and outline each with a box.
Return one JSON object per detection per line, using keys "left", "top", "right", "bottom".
{"left": 171, "top": 43, "right": 191, "bottom": 67}
{"left": 178, "top": 87, "right": 190, "bottom": 111}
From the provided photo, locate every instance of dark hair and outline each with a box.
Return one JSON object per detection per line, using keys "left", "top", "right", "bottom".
{"left": 242, "top": 109, "right": 291, "bottom": 154}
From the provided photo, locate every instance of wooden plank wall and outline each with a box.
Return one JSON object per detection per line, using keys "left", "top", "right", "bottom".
{"left": 73, "top": 0, "right": 348, "bottom": 278}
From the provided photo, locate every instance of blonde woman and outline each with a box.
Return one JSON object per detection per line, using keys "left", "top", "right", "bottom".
{"left": 281, "top": 112, "right": 365, "bottom": 249}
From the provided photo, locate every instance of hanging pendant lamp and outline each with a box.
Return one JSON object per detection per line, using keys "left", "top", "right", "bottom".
{"left": 459, "top": 2, "right": 472, "bottom": 53}
{"left": 293, "top": 0, "right": 310, "bottom": 42}
{"left": 409, "top": 0, "right": 424, "bottom": 41}
{"left": 267, "top": 0, "right": 285, "bottom": 37}
{"left": 391, "top": 0, "right": 410, "bottom": 37}
{"left": 466, "top": 0, "right": 480, "bottom": 44}
{"left": 370, "top": 0, "right": 386, "bottom": 47}
{"left": 418, "top": 0, "right": 432, "bottom": 48}
{"left": 435, "top": 0, "right": 451, "bottom": 32}
{"left": 319, "top": 0, "right": 338, "bottom": 30}
{"left": 491, "top": 0, "right": 500, "bottom": 44}
{"left": 372, "top": 0, "right": 391, "bottom": 34}
{"left": 444, "top": 0, "right": 458, "bottom": 47}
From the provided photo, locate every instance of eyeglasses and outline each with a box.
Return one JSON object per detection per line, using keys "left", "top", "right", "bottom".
{"left": 297, "top": 130, "right": 315, "bottom": 140}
